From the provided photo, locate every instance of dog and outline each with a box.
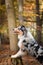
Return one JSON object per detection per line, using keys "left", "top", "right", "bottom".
{"left": 11, "top": 25, "right": 43, "bottom": 64}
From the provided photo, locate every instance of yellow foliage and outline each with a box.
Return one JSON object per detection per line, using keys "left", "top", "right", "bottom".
{"left": 0, "top": 5, "right": 6, "bottom": 11}
{"left": 23, "top": 11, "right": 39, "bottom": 17}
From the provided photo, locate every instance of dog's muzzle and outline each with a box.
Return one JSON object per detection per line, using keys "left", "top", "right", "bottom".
{"left": 13, "top": 28, "right": 20, "bottom": 34}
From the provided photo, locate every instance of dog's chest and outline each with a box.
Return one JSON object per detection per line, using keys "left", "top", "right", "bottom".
{"left": 18, "top": 35, "right": 25, "bottom": 48}
{"left": 18, "top": 39, "right": 23, "bottom": 48}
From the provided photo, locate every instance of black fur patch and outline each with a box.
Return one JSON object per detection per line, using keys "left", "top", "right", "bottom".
{"left": 35, "top": 45, "right": 39, "bottom": 54}
{"left": 23, "top": 40, "right": 26, "bottom": 43}
{"left": 30, "top": 44, "right": 35, "bottom": 47}
{"left": 33, "top": 53, "right": 36, "bottom": 57}
{"left": 40, "top": 52, "right": 43, "bottom": 55}
{"left": 24, "top": 43, "right": 29, "bottom": 48}
{"left": 36, "top": 56, "right": 43, "bottom": 63}
{"left": 41, "top": 48, "right": 43, "bottom": 50}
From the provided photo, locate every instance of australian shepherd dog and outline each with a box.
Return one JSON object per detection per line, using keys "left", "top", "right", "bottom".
{"left": 11, "top": 25, "right": 43, "bottom": 64}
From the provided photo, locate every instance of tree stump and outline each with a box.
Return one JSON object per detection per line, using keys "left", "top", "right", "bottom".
{"left": 11, "top": 57, "right": 23, "bottom": 65}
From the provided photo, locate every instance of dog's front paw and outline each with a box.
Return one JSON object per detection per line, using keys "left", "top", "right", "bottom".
{"left": 11, "top": 55, "right": 16, "bottom": 58}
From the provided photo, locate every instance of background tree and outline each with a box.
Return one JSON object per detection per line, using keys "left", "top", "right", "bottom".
{"left": 18, "top": 0, "right": 23, "bottom": 25}
{"left": 0, "top": 33, "right": 2, "bottom": 50}
{"left": 41, "top": 11, "right": 43, "bottom": 45}
{"left": 5, "top": 0, "right": 18, "bottom": 51}
{"left": 36, "top": 0, "right": 42, "bottom": 44}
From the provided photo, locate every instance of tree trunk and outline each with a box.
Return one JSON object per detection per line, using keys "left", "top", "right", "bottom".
{"left": 36, "top": 0, "right": 42, "bottom": 44}
{"left": 0, "top": 33, "right": 2, "bottom": 50}
{"left": 0, "top": 38, "right": 1, "bottom": 49}
{"left": 18, "top": 0, "right": 23, "bottom": 24}
{"left": 41, "top": 12, "right": 43, "bottom": 45}
{"left": 5, "top": 0, "right": 18, "bottom": 51}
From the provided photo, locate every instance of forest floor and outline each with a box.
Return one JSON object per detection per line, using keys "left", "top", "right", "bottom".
{"left": 0, "top": 44, "right": 42, "bottom": 65}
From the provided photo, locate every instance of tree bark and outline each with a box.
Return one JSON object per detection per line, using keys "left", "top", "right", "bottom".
{"left": 0, "top": 33, "right": 2, "bottom": 50}
{"left": 0, "top": 39, "right": 1, "bottom": 49}
{"left": 18, "top": 0, "right": 23, "bottom": 24}
{"left": 36, "top": 0, "right": 42, "bottom": 44}
{"left": 5, "top": 0, "right": 18, "bottom": 51}
{"left": 41, "top": 12, "right": 43, "bottom": 45}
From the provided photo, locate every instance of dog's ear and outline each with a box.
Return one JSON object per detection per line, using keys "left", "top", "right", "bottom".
{"left": 21, "top": 26, "right": 25, "bottom": 30}
{"left": 21, "top": 25, "right": 27, "bottom": 36}
{"left": 21, "top": 25, "right": 27, "bottom": 32}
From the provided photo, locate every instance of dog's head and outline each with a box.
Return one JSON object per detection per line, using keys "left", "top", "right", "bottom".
{"left": 13, "top": 25, "right": 27, "bottom": 36}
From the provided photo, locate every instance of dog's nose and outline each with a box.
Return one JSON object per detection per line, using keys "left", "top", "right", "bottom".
{"left": 9, "top": 55, "right": 11, "bottom": 57}
{"left": 13, "top": 29, "right": 14, "bottom": 30}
